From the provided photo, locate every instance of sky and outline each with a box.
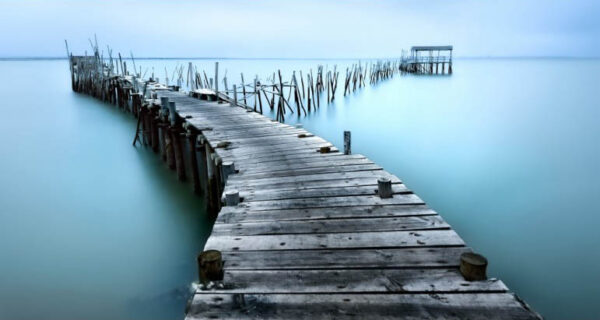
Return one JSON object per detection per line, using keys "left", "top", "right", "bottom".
{"left": 0, "top": 0, "right": 599, "bottom": 58}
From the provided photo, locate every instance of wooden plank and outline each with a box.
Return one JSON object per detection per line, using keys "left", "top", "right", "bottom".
{"left": 229, "top": 183, "right": 409, "bottom": 203}
{"left": 214, "top": 140, "right": 334, "bottom": 158}
{"left": 213, "top": 136, "right": 330, "bottom": 152}
{"left": 186, "top": 293, "right": 541, "bottom": 320}
{"left": 216, "top": 204, "right": 436, "bottom": 223}
{"left": 221, "top": 247, "right": 470, "bottom": 270}
{"left": 215, "top": 148, "right": 346, "bottom": 165}
{"left": 225, "top": 169, "right": 398, "bottom": 190}
{"left": 236, "top": 193, "right": 423, "bottom": 211}
{"left": 204, "top": 229, "right": 464, "bottom": 251}
{"left": 209, "top": 268, "right": 508, "bottom": 294}
{"left": 228, "top": 164, "right": 382, "bottom": 181}
{"left": 233, "top": 154, "right": 366, "bottom": 170}
{"left": 226, "top": 176, "right": 402, "bottom": 194}
{"left": 211, "top": 215, "right": 447, "bottom": 236}
{"left": 234, "top": 157, "right": 374, "bottom": 175}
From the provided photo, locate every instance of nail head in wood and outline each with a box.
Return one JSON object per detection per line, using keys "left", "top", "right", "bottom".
{"left": 197, "top": 250, "right": 223, "bottom": 285}
{"left": 225, "top": 190, "right": 240, "bottom": 206}
{"left": 460, "top": 252, "right": 488, "bottom": 281}
{"left": 377, "top": 177, "right": 393, "bottom": 198}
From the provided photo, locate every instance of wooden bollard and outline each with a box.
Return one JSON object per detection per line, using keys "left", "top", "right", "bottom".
{"left": 377, "top": 177, "right": 393, "bottom": 198}
{"left": 460, "top": 252, "right": 488, "bottom": 281}
{"left": 221, "top": 161, "right": 236, "bottom": 184}
{"left": 225, "top": 190, "right": 240, "bottom": 206}
{"left": 197, "top": 250, "right": 223, "bottom": 285}
{"left": 344, "top": 131, "right": 351, "bottom": 155}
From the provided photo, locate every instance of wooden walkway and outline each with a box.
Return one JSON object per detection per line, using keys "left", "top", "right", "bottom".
{"left": 152, "top": 91, "right": 541, "bottom": 320}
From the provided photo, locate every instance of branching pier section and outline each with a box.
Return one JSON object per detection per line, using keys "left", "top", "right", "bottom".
{"left": 69, "top": 54, "right": 540, "bottom": 319}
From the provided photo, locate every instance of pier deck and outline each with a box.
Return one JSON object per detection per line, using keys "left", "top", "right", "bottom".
{"left": 153, "top": 91, "right": 540, "bottom": 319}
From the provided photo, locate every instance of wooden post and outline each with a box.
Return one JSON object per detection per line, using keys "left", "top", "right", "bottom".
{"left": 168, "top": 101, "right": 177, "bottom": 126}
{"left": 205, "top": 145, "right": 219, "bottom": 216}
{"left": 150, "top": 106, "right": 160, "bottom": 153}
{"left": 214, "top": 62, "right": 219, "bottom": 102}
{"left": 460, "top": 252, "right": 488, "bottom": 281}
{"left": 173, "top": 128, "right": 187, "bottom": 181}
{"left": 187, "top": 131, "right": 201, "bottom": 195}
{"left": 231, "top": 85, "right": 237, "bottom": 107}
{"left": 197, "top": 250, "right": 223, "bottom": 285}
{"left": 224, "top": 190, "right": 240, "bottom": 206}
{"left": 377, "top": 177, "right": 392, "bottom": 198}
{"left": 221, "top": 161, "right": 235, "bottom": 184}
{"left": 344, "top": 131, "right": 351, "bottom": 155}
{"left": 196, "top": 135, "right": 208, "bottom": 196}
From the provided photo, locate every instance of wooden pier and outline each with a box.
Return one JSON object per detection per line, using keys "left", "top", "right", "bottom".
{"left": 401, "top": 46, "right": 453, "bottom": 75}
{"left": 68, "top": 53, "right": 541, "bottom": 319}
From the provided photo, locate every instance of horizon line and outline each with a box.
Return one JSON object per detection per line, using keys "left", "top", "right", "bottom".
{"left": 1, "top": 55, "right": 599, "bottom": 61}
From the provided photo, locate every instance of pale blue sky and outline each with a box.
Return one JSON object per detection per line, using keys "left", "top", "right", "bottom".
{"left": 0, "top": 0, "right": 598, "bottom": 58}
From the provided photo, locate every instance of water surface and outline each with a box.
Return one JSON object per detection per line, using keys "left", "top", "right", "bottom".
{"left": 1, "top": 58, "right": 599, "bottom": 320}
{"left": 0, "top": 60, "right": 212, "bottom": 320}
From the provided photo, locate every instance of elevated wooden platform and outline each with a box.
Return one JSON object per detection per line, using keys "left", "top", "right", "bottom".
{"left": 152, "top": 91, "right": 540, "bottom": 320}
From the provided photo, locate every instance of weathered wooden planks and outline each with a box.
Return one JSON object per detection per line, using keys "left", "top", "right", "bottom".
{"left": 216, "top": 204, "right": 437, "bottom": 223}
{"left": 187, "top": 293, "right": 540, "bottom": 320}
{"left": 147, "top": 90, "right": 540, "bottom": 320}
{"left": 211, "top": 268, "right": 508, "bottom": 293}
{"left": 211, "top": 215, "right": 447, "bottom": 236}
{"left": 220, "top": 247, "right": 471, "bottom": 270}
{"left": 204, "top": 229, "right": 464, "bottom": 251}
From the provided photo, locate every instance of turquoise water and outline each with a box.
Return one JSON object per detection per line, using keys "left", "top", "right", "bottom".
{"left": 0, "top": 60, "right": 212, "bottom": 320}
{"left": 0, "top": 58, "right": 599, "bottom": 319}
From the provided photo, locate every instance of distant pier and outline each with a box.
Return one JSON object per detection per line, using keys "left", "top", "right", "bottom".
{"left": 68, "top": 51, "right": 540, "bottom": 319}
{"left": 401, "top": 46, "right": 453, "bottom": 75}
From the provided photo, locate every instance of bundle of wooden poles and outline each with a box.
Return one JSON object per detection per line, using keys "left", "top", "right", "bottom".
{"left": 66, "top": 38, "right": 404, "bottom": 124}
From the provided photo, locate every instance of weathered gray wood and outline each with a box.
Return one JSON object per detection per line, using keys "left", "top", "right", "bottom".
{"left": 209, "top": 268, "right": 508, "bottom": 294}
{"left": 228, "top": 164, "right": 382, "bottom": 181}
{"left": 140, "top": 91, "right": 539, "bottom": 320}
{"left": 234, "top": 157, "right": 374, "bottom": 175}
{"left": 236, "top": 193, "right": 424, "bottom": 211}
{"left": 217, "top": 204, "right": 436, "bottom": 224}
{"left": 221, "top": 247, "right": 470, "bottom": 270}
{"left": 211, "top": 215, "right": 447, "bottom": 236}
{"left": 225, "top": 170, "right": 399, "bottom": 190}
{"left": 229, "top": 183, "right": 409, "bottom": 203}
{"left": 186, "top": 293, "right": 541, "bottom": 320}
{"left": 226, "top": 176, "right": 402, "bottom": 195}
{"left": 204, "top": 229, "right": 464, "bottom": 251}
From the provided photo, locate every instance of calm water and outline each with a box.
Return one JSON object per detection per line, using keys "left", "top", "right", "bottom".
{"left": 1, "top": 58, "right": 599, "bottom": 319}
